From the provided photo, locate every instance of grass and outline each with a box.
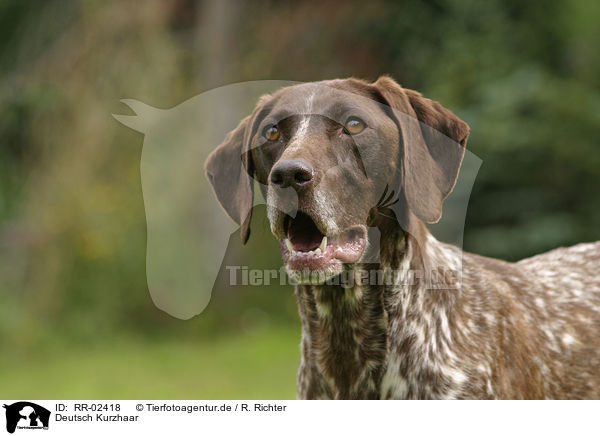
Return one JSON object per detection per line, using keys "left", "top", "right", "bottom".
{"left": 0, "top": 327, "right": 300, "bottom": 399}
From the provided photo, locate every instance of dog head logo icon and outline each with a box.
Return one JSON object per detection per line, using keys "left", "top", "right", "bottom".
{"left": 3, "top": 402, "right": 50, "bottom": 434}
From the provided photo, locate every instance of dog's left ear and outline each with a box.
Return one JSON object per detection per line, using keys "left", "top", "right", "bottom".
{"left": 373, "top": 76, "right": 469, "bottom": 223}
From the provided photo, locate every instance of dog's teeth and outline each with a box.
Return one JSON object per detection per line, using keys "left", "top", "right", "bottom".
{"left": 285, "top": 239, "right": 294, "bottom": 253}
{"left": 319, "top": 236, "right": 327, "bottom": 252}
{"left": 315, "top": 248, "right": 322, "bottom": 255}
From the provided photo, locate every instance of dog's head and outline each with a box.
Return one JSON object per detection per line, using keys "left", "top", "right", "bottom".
{"left": 206, "top": 77, "right": 469, "bottom": 283}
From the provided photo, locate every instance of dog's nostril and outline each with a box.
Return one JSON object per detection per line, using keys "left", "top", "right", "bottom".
{"left": 294, "top": 170, "right": 312, "bottom": 184}
{"left": 270, "top": 159, "right": 314, "bottom": 189}
{"left": 271, "top": 171, "right": 284, "bottom": 186}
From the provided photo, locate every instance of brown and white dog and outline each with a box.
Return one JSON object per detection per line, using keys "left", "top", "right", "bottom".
{"left": 206, "top": 76, "right": 600, "bottom": 399}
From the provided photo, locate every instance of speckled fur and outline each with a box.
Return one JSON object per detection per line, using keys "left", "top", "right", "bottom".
{"left": 296, "top": 221, "right": 600, "bottom": 399}
{"left": 206, "top": 77, "right": 600, "bottom": 400}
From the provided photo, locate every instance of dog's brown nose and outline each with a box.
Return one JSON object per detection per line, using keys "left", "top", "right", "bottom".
{"left": 270, "top": 159, "right": 314, "bottom": 190}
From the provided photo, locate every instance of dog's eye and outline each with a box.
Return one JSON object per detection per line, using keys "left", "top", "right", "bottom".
{"left": 344, "top": 117, "right": 366, "bottom": 135}
{"left": 263, "top": 125, "right": 280, "bottom": 141}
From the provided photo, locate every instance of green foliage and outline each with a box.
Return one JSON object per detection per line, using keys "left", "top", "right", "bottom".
{"left": 0, "top": 0, "right": 598, "bottom": 397}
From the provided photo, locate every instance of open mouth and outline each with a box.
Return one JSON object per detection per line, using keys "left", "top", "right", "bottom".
{"left": 279, "top": 211, "right": 367, "bottom": 271}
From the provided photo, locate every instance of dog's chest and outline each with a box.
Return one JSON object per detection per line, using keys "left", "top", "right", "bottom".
{"left": 378, "top": 295, "right": 470, "bottom": 400}
{"left": 303, "top": 284, "right": 471, "bottom": 399}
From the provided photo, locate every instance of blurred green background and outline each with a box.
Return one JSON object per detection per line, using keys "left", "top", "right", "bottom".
{"left": 1, "top": 0, "right": 599, "bottom": 399}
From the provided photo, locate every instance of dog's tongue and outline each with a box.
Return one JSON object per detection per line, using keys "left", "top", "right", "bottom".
{"left": 288, "top": 212, "right": 324, "bottom": 252}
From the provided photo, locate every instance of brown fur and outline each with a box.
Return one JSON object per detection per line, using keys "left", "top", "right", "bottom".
{"left": 206, "top": 77, "right": 600, "bottom": 399}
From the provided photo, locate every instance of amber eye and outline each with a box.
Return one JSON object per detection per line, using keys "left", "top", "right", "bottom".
{"left": 344, "top": 117, "right": 366, "bottom": 135}
{"left": 263, "top": 125, "right": 280, "bottom": 141}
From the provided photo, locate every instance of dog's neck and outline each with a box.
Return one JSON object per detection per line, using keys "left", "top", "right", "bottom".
{"left": 294, "top": 220, "right": 461, "bottom": 399}
{"left": 295, "top": 266, "right": 389, "bottom": 399}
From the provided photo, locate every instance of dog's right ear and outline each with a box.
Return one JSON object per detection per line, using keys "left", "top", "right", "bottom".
{"left": 205, "top": 114, "right": 255, "bottom": 244}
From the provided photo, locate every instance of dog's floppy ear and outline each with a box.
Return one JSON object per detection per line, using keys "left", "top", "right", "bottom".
{"left": 205, "top": 114, "right": 256, "bottom": 244}
{"left": 373, "top": 76, "right": 469, "bottom": 223}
